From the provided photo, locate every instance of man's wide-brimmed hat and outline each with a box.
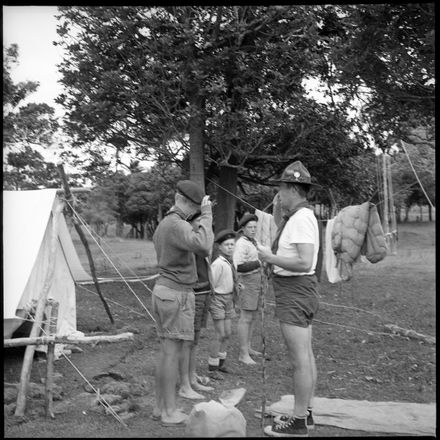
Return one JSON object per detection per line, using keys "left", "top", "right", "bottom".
{"left": 176, "top": 180, "right": 205, "bottom": 204}
{"left": 270, "top": 161, "right": 319, "bottom": 186}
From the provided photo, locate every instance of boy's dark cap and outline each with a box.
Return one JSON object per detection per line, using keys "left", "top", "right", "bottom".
{"left": 215, "top": 229, "right": 236, "bottom": 244}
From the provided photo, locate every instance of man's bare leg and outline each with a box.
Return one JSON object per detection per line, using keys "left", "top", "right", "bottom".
{"left": 178, "top": 340, "right": 205, "bottom": 399}
{"left": 158, "top": 338, "right": 187, "bottom": 424}
{"left": 280, "top": 323, "right": 313, "bottom": 418}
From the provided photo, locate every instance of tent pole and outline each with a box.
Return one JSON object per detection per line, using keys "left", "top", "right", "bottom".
{"left": 15, "top": 202, "right": 63, "bottom": 418}
{"left": 45, "top": 299, "right": 58, "bottom": 419}
{"left": 57, "top": 164, "right": 114, "bottom": 325}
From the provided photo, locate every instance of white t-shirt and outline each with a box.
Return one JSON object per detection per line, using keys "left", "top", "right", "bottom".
{"left": 210, "top": 255, "right": 234, "bottom": 294}
{"left": 273, "top": 207, "right": 319, "bottom": 276}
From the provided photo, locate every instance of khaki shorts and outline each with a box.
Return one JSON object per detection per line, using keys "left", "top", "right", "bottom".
{"left": 152, "top": 284, "right": 195, "bottom": 340}
{"left": 209, "top": 293, "right": 235, "bottom": 320}
{"left": 238, "top": 271, "right": 261, "bottom": 311}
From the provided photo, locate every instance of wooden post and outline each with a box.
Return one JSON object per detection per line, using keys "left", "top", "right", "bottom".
{"left": 4, "top": 332, "right": 135, "bottom": 348}
{"left": 57, "top": 164, "right": 114, "bottom": 325}
{"left": 15, "top": 202, "right": 63, "bottom": 417}
{"left": 386, "top": 153, "right": 397, "bottom": 254}
{"left": 45, "top": 299, "right": 58, "bottom": 419}
{"left": 382, "top": 153, "right": 390, "bottom": 251}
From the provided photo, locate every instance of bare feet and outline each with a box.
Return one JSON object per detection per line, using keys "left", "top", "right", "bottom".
{"left": 238, "top": 355, "right": 257, "bottom": 365}
{"left": 194, "top": 374, "right": 211, "bottom": 386}
{"left": 161, "top": 409, "right": 188, "bottom": 426}
{"left": 178, "top": 387, "right": 206, "bottom": 400}
{"left": 191, "top": 381, "right": 214, "bottom": 392}
{"left": 249, "top": 348, "right": 262, "bottom": 356}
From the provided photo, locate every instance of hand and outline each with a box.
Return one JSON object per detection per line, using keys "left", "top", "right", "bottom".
{"left": 257, "top": 243, "right": 273, "bottom": 263}
{"left": 201, "top": 195, "right": 211, "bottom": 207}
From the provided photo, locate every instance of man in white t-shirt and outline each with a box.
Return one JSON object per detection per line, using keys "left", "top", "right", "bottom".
{"left": 257, "top": 161, "right": 320, "bottom": 438}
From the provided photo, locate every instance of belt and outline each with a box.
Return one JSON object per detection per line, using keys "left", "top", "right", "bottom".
{"left": 194, "top": 282, "right": 210, "bottom": 293}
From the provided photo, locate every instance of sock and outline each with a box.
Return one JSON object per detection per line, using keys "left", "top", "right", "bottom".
{"left": 218, "top": 351, "right": 227, "bottom": 360}
{"left": 208, "top": 357, "right": 219, "bottom": 367}
{"left": 293, "top": 414, "right": 307, "bottom": 420}
{"left": 307, "top": 407, "right": 313, "bottom": 415}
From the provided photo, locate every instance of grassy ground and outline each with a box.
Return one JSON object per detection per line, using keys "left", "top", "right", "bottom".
{"left": 4, "top": 221, "right": 435, "bottom": 437}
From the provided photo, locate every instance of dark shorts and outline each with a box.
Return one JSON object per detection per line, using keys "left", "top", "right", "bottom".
{"left": 194, "top": 291, "right": 210, "bottom": 332}
{"left": 237, "top": 271, "right": 261, "bottom": 311}
{"left": 272, "top": 275, "right": 319, "bottom": 328}
{"left": 209, "top": 293, "right": 235, "bottom": 320}
{"left": 152, "top": 284, "right": 195, "bottom": 340}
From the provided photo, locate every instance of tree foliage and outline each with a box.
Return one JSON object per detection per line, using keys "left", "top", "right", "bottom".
{"left": 3, "top": 44, "right": 60, "bottom": 190}
{"left": 55, "top": 6, "right": 434, "bottom": 229}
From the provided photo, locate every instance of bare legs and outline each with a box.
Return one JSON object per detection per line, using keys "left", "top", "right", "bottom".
{"left": 280, "top": 323, "right": 316, "bottom": 418}
{"left": 238, "top": 309, "right": 258, "bottom": 364}
{"left": 178, "top": 340, "right": 205, "bottom": 399}
{"left": 154, "top": 338, "right": 187, "bottom": 423}
{"left": 210, "top": 318, "right": 232, "bottom": 359}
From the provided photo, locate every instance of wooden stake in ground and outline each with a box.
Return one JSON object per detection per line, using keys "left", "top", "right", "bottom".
{"left": 57, "top": 164, "right": 114, "bottom": 325}
{"left": 15, "top": 202, "right": 63, "bottom": 417}
{"left": 44, "top": 299, "right": 58, "bottom": 419}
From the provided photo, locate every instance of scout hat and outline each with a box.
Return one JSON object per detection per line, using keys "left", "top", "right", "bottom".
{"left": 176, "top": 180, "right": 205, "bottom": 204}
{"left": 270, "top": 161, "right": 319, "bottom": 186}
{"left": 215, "top": 229, "right": 236, "bottom": 244}
{"left": 238, "top": 213, "right": 258, "bottom": 229}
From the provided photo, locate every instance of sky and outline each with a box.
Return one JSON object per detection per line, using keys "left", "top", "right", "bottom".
{"left": 3, "top": 6, "right": 65, "bottom": 116}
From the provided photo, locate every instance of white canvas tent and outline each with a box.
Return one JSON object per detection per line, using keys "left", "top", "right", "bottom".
{"left": 3, "top": 189, "right": 92, "bottom": 339}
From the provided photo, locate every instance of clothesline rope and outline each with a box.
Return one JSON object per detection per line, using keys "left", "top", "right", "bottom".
{"left": 65, "top": 200, "right": 157, "bottom": 324}
{"left": 400, "top": 140, "right": 434, "bottom": 209}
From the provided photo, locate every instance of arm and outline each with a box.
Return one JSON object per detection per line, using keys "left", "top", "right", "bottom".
{"left": 257, "top": 242, "right": 314, "bottom": 272}
{"left": 237, "top": 260, "right": 261, "bottom": 273}
{"left": 174, "top": 197, "right": 214, "bottom": 254}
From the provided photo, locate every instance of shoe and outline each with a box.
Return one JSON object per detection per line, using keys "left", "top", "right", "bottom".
{"left": 218, "top": 364, "right": 232, "bottom": 373}
{"left": 274, "top": 412, "right": 314, "bottom": 431}
{"left": 218, "top": 358, "right": 232, "bottom": 373}
{"left": 264, "top": 417, "right": 308, "bottom": 437}
{"left": 208, "top": 370, "right": 224, "bottom": 381}
{"left": 208, "top": 364, "right": 219, "bottom": 372}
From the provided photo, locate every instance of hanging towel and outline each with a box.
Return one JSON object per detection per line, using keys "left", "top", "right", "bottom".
{"left": 325, "top": 218, "right": 342, "bottom": 283}
{"left": 255, "top": 209, "right": 277, "bottom": 248}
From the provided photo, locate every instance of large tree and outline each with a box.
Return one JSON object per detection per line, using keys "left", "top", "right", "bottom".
{"left": 55, "top": 6, "right": 433, "bottom": 229}
{"left": 3, "top": 44, "right": 60, "bottom": 190}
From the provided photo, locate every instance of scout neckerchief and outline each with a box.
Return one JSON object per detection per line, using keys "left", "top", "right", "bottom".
{"left": 269, "top": 201, "right": 323, "bottom": 281}
{"left": 219, "top": 254, "right": 239, "bottom": 303}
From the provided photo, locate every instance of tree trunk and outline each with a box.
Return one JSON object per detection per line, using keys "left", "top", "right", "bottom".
{"left": 428, "top": 204, "right": 432, "bottom": 221}
{"left": 215, "top": 165, "right": 238, "bottom": 233}
{"left": 404, "top": 206, "right": 409, "bottom": 222}
{"left": 396, "top": 205, "right": 402, "bottom": 223}
{"left": 189, "top": 94, "right": 205, "bottom": 192}
{"left": 419, "top": 204, "right": 423, "bottom": 222}
{"left": 115, "top": 217, "right": 124, "bottom": 237}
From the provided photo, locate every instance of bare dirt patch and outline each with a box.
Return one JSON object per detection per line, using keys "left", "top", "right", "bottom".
{"left": 4, "top": 222, "right": 435, "bottom": 437}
